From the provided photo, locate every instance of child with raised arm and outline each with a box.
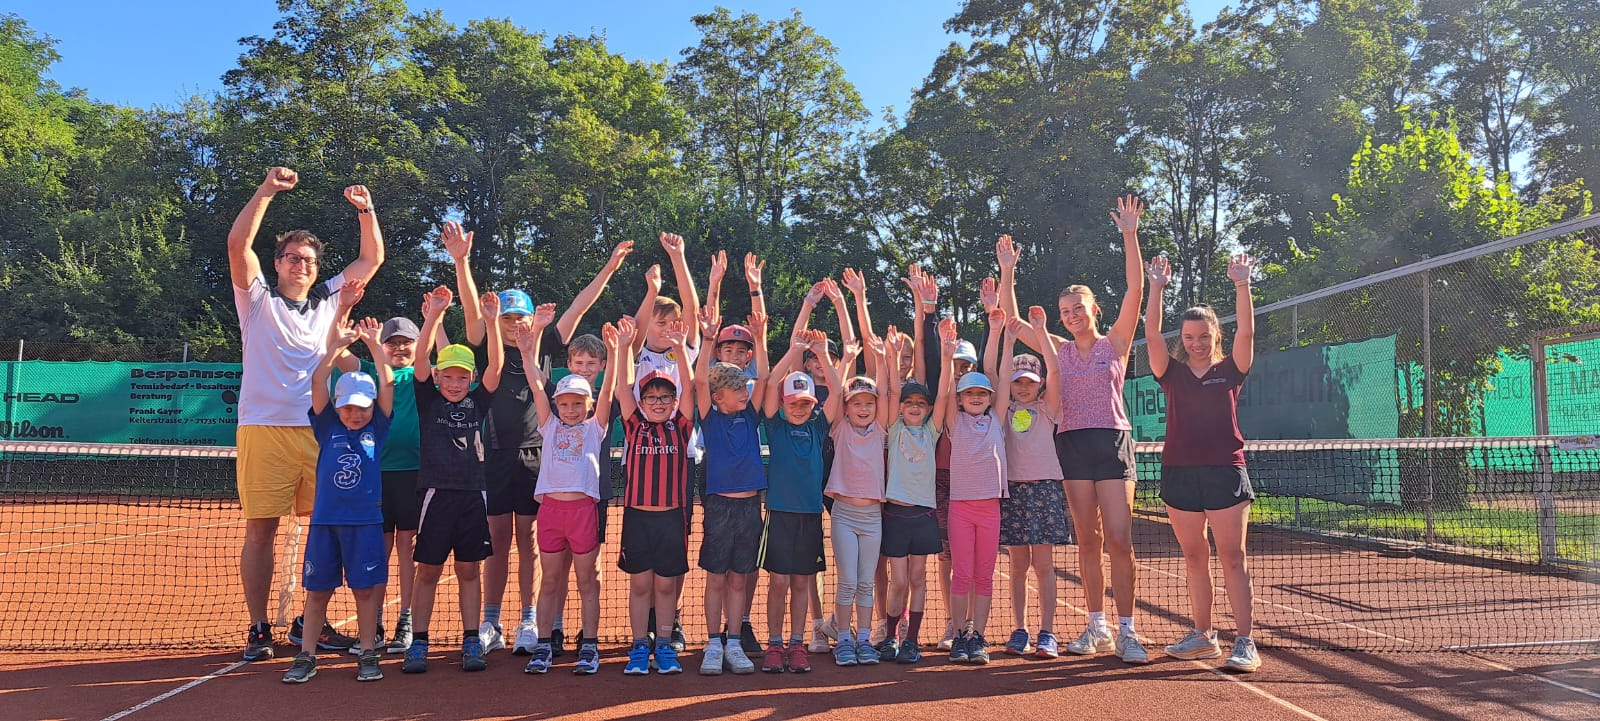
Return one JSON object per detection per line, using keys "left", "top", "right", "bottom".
{"left": 991, "top": 236, "right": 1071, "bottom": 659}
{"left": 615, "top": 314, "right": 697, "bottom": 676}
{"left": 940, "top": 311, "right": 1011, "bottom": 666}
{"left": 692, "top": 301, "right": 770, "bottom": 676}
{"left": 878, "top": 328, "right": 946, "bottom": 664}
{"left": 824, "top": 330, "right": 895, "bottom": 667}
{"left": 514, "top": 303, "right": 620, "bottom": 676}
{"left": 757, "top": 329, "right": 841, "bottom": 673}
{"left": 282, "top": 313, "right": 393, "bottom": 684}
{"left": 402, "top": 287, "right": 504, "bottom": 675}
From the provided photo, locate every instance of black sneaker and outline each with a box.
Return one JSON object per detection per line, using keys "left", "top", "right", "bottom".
{"left": 670, "top": 619, "right": 687, "bottom": 652}
{"left": 551, "top": 628, "right": 567, "bottom": 658}
{"left": 874, "top": 637, "right": 899, "bottom": 663}
{"left": 896, "top": 638, "right": 923, "bottom": 664}
{"left": 349, "top": 624, "right": 385, "bottom": 656}
{"left": 244, "top": 623, "right": 274, "bottom": 662}
{"left": 739, "top": 620, "right": 762, "bottom": 656}
{"left": 281, "top": 652, "right": 316, "bottom": 683}
{"left": 289, "top": 616, "right": 357, "bottom": 652}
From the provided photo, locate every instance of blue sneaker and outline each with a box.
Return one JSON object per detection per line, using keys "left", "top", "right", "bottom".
{"left": 1035, "top": 630, "right": 1060, "bottom": 659}
{"left": 1005, "top": 628, "right": 1032, "bottom": 656}
{"left": 524, "top": 642, "right": 553, "bottom": 674}
{"left": 896, "top": 639, "right": 923, "bottom": 664}
{"left": 654, "top": 640, "right": 683, "bottom": 674}
{"left": 624, "top": 640, "right": 651, "bottom": 675}
{"left": 402, "top": 641, "right": 429, "bottom": 674}
{"left": 835, "top": 636, "right": 859, "bottom": 666}
{"left": 461, "top": 637, "right": 487, "bottom": 672}
{"left": 856, "top": 641, "right": 880, "bottom": 665}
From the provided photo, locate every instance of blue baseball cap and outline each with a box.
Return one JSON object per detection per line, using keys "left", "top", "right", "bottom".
{"left": 497, "top": 289, "right": 533, "bottom": 317}
{"left": 334, "top": 371, "right": 378, "bottom": 408}
{"left": 955, "top": 372, "right": 993, "bottom": 394}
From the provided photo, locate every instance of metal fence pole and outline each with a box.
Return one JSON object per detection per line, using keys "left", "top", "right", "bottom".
{"left": 1531, "top": 331, "right": 1558, "bottom": 563}
{"left": 1291, "top": 305, "right": 1301, "bottom": 528}
{"left": 1422, "top": 270, "right": 1435, "bottom": 548}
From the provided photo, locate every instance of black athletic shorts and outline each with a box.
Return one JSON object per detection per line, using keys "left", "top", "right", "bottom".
{"left": 382, "top": 469, "right": 421, "bottom": 532}
{"left": 618, "top": 507, "right": 690, "bottom": 578}
{"left": 414, "top": 488, "right": 493, "bottom": 566}
{"left": 759, "top": 510, "right": 825, "bottom": 576}
{"left": 699, "top": 494, "right": 763, "bottom": 574}
{"left": 880, "top": 503, "right": 941, "bottom": 558}
{"left": 1160, "top": 466, "right": 1255, "bottom": 512}
{"left": 1054, "top": 428, "right": 1137, "bottom": 482}
{"left": 486, "top": 446, "right": 540, "bottom": 517}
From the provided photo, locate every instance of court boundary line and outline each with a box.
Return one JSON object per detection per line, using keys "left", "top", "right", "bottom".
{"left": 999, "top": 567, "right": 1334, "bottom": 721}
{"left": 96, "top": 660, "right": 247, "bottom": 721}
{"left": 1465, "top": 653, "right": 1600, "bottom": 702}
{"left": 0, "top": 518, "right": 243, "bottom": 556}
{"left": 0, "top": 509, "right": 211, "bottom": 538}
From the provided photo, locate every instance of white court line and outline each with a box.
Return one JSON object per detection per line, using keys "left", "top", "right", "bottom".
{"left": 996, "top": 567, "right": 1334, "bottom": 721}
{"left": 97, "top": 660, "right": 248, "bottom": 721}
{"left": 1133, "top": 558, "right": 1415, "bottom": 645}
{"left": 0, "top": 519, "right": 244, "bottom": 557}
{"left": 1465, "top": 654, "right": 1600, "bottom": 702}
{"left": 0, "top": 510, "right": 207, "bottom": 538}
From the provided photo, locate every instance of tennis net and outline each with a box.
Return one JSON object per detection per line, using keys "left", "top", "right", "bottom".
{"left": 1, "top": 437, "right": 1596, "bottom": 652}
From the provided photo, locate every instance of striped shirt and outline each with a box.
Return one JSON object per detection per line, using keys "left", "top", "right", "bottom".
{"left": 1057, "top": 335, "right": 1132, "bottom": 432}
{"left": 948, "top": 410, "right": 1008, "bottom": 501}
{"left": 622, "top": 409, "right": 692, "bottom": 508}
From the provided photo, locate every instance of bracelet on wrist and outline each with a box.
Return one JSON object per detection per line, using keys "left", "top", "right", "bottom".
{"left": 358, "top": 208, "right": 373, "bottom": 215}
{"left": 750, "top": 290, "right": 762, "bottom": 297}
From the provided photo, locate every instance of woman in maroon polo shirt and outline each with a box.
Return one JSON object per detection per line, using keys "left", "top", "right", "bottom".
{"left": 1143, "top": 252, "right": 1261, "bottom": 673}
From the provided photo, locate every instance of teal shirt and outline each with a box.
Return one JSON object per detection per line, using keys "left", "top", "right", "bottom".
{"left": 334, "top": 360, "right": 420, "bottom": 472}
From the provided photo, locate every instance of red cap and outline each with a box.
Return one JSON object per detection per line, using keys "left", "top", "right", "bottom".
{"left": 636, "top": 370, "right": 679, "bottom": 392}
{"left": 716, "top": 325, "right": 755, "bottom": 347}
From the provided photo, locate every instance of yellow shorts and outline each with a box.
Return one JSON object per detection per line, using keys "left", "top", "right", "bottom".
{"left": 236, "top": 425, "right": 318, "bottom": 519}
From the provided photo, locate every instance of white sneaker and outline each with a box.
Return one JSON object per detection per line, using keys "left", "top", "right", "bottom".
{"left": 937, "top": 624, "right": 957, "bottom": 651}
{"left": 1115, "top": 628, "right": 1150, "bottom": 664}
{"left": 808, "top": 620, "right": 832, "bottom": 653}
{"left": 724, "top": 642, "right": 756, "bottom": 674}
{"left": 512, "top": 621, "right": 539, "bottom": 656}
{"left": 699, "top": 639, "right": 725, "bottom": 676}
{"left": 1224, "top": 637, "right": 1261, "bottom": 673}
{"left": 479, "top": 622, "right": 505, "bottom": 654}
{"left": 1065, "top": 623, "right": 1114, "bottom": 656}
{"left": 1164, "top": 629, "right": 1222, "bottom": 660}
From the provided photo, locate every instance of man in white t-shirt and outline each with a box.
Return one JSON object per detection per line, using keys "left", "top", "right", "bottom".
{"left": 230, "top": 166, "right": 385, "bottom": 662}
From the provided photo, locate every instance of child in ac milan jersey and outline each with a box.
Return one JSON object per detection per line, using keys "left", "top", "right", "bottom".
{"left": 613, "top": 314, "right": 697, "bottom": 676}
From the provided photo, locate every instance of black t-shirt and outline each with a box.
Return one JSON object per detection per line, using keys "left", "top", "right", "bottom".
{"left": 471, "top": 326, "right": 562, "bottom": 450}
{"left": 414, "top": 377, "right": 495, "bottom": 490}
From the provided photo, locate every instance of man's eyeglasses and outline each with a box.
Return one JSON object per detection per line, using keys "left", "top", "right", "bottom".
{"left": 278, "top": 254, "right": 319, "bottom": 267}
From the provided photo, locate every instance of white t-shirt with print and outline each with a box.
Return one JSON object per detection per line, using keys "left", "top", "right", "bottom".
{"left": 233, "top": 272, "right": 347, "bottom": 426}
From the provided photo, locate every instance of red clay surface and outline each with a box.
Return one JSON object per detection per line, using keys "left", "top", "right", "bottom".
{"left": 3, "top": 646, "right": 1596, "bottom": 721}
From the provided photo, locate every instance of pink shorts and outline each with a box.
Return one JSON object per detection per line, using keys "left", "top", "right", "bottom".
{"left": 536, "top": 496, "right": 600, "bottom": 555}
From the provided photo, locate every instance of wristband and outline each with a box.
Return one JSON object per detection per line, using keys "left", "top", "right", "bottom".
{"left": 750, "top": 290, "right": 762, "bottom": 297}
{"left": 919, "top": 300, "right": 936, "bottom": 307}
{"left": 358, "top": 208, "right": 373, "bottom": 215}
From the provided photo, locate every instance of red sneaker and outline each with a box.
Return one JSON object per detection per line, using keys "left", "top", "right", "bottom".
{"left": 762, "top": 643, "right": 786, "bottom": 674}
{"left": 786, "top": 643, "right": 811, "bottom": 673}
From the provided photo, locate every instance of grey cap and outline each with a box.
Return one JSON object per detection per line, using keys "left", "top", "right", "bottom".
{"left": 380, "top": 317, "right": 420, "bottom": 342}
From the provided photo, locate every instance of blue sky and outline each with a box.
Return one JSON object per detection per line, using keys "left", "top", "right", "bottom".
{"left": 11, "top": 0, "right": 1231, "bottom": 122}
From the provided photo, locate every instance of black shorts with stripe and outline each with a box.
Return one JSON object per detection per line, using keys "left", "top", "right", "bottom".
{"left": 413, "top": 488, "right": 493, "bottom": 566}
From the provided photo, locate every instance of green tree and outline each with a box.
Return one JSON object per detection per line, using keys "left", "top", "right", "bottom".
{"left": 1524, "top": 0, "right": 1600, "bottom": 192}
{"left": 1287, "top": 112, "right": 1596, "bottom": 507}
{"left": 1418, "top": 0, "right": 1543, "bottom": 188}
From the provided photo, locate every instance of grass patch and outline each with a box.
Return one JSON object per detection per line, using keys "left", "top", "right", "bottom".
{"left": 1247, "top": 496, "right": 1600, "bottom": 562}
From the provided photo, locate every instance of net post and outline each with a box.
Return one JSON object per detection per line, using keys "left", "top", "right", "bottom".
{"left": 1531, "top": 331, "right": 1558, "bottom": 563}
{"left": 14, "top": 339, "right": 21, "bottom": 362}
{"left": 1291, "top": 305, "right": 1302, "bottom": 527}
{"left": 275, "top": 515, "right": 305, "bottom": 628}
{"left": 1421, "top": 270, "right": 1435, "bottom": 548}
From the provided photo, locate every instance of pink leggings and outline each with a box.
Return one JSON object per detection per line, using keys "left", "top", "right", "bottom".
{"left": 948, "top": 499, "right": 1001, "bottom": 597}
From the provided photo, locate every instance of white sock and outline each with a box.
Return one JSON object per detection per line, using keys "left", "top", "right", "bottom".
{"left": 840, "top": 629, "right": 854, "bottom": 645}
{"left": 1119, "top": 616, "right": 1136, "bottom": 635}
{"left": 708, "top": 636, "right": 723, "bottom": 649}
{"left": 1088, "top": 612, "right": 1107, "bottom": 630}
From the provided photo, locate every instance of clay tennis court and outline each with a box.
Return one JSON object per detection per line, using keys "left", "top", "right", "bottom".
{"left": 3, "top": 498, "right": 1597, "bottom": 721}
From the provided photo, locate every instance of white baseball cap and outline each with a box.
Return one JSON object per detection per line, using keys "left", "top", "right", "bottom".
{"left": 553, "top": 374, "right": 593, "bottom": 399}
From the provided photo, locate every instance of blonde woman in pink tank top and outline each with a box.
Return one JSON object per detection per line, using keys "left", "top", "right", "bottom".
{"left": 1037, "top": 196, "right": 1151, "bottom": 664}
